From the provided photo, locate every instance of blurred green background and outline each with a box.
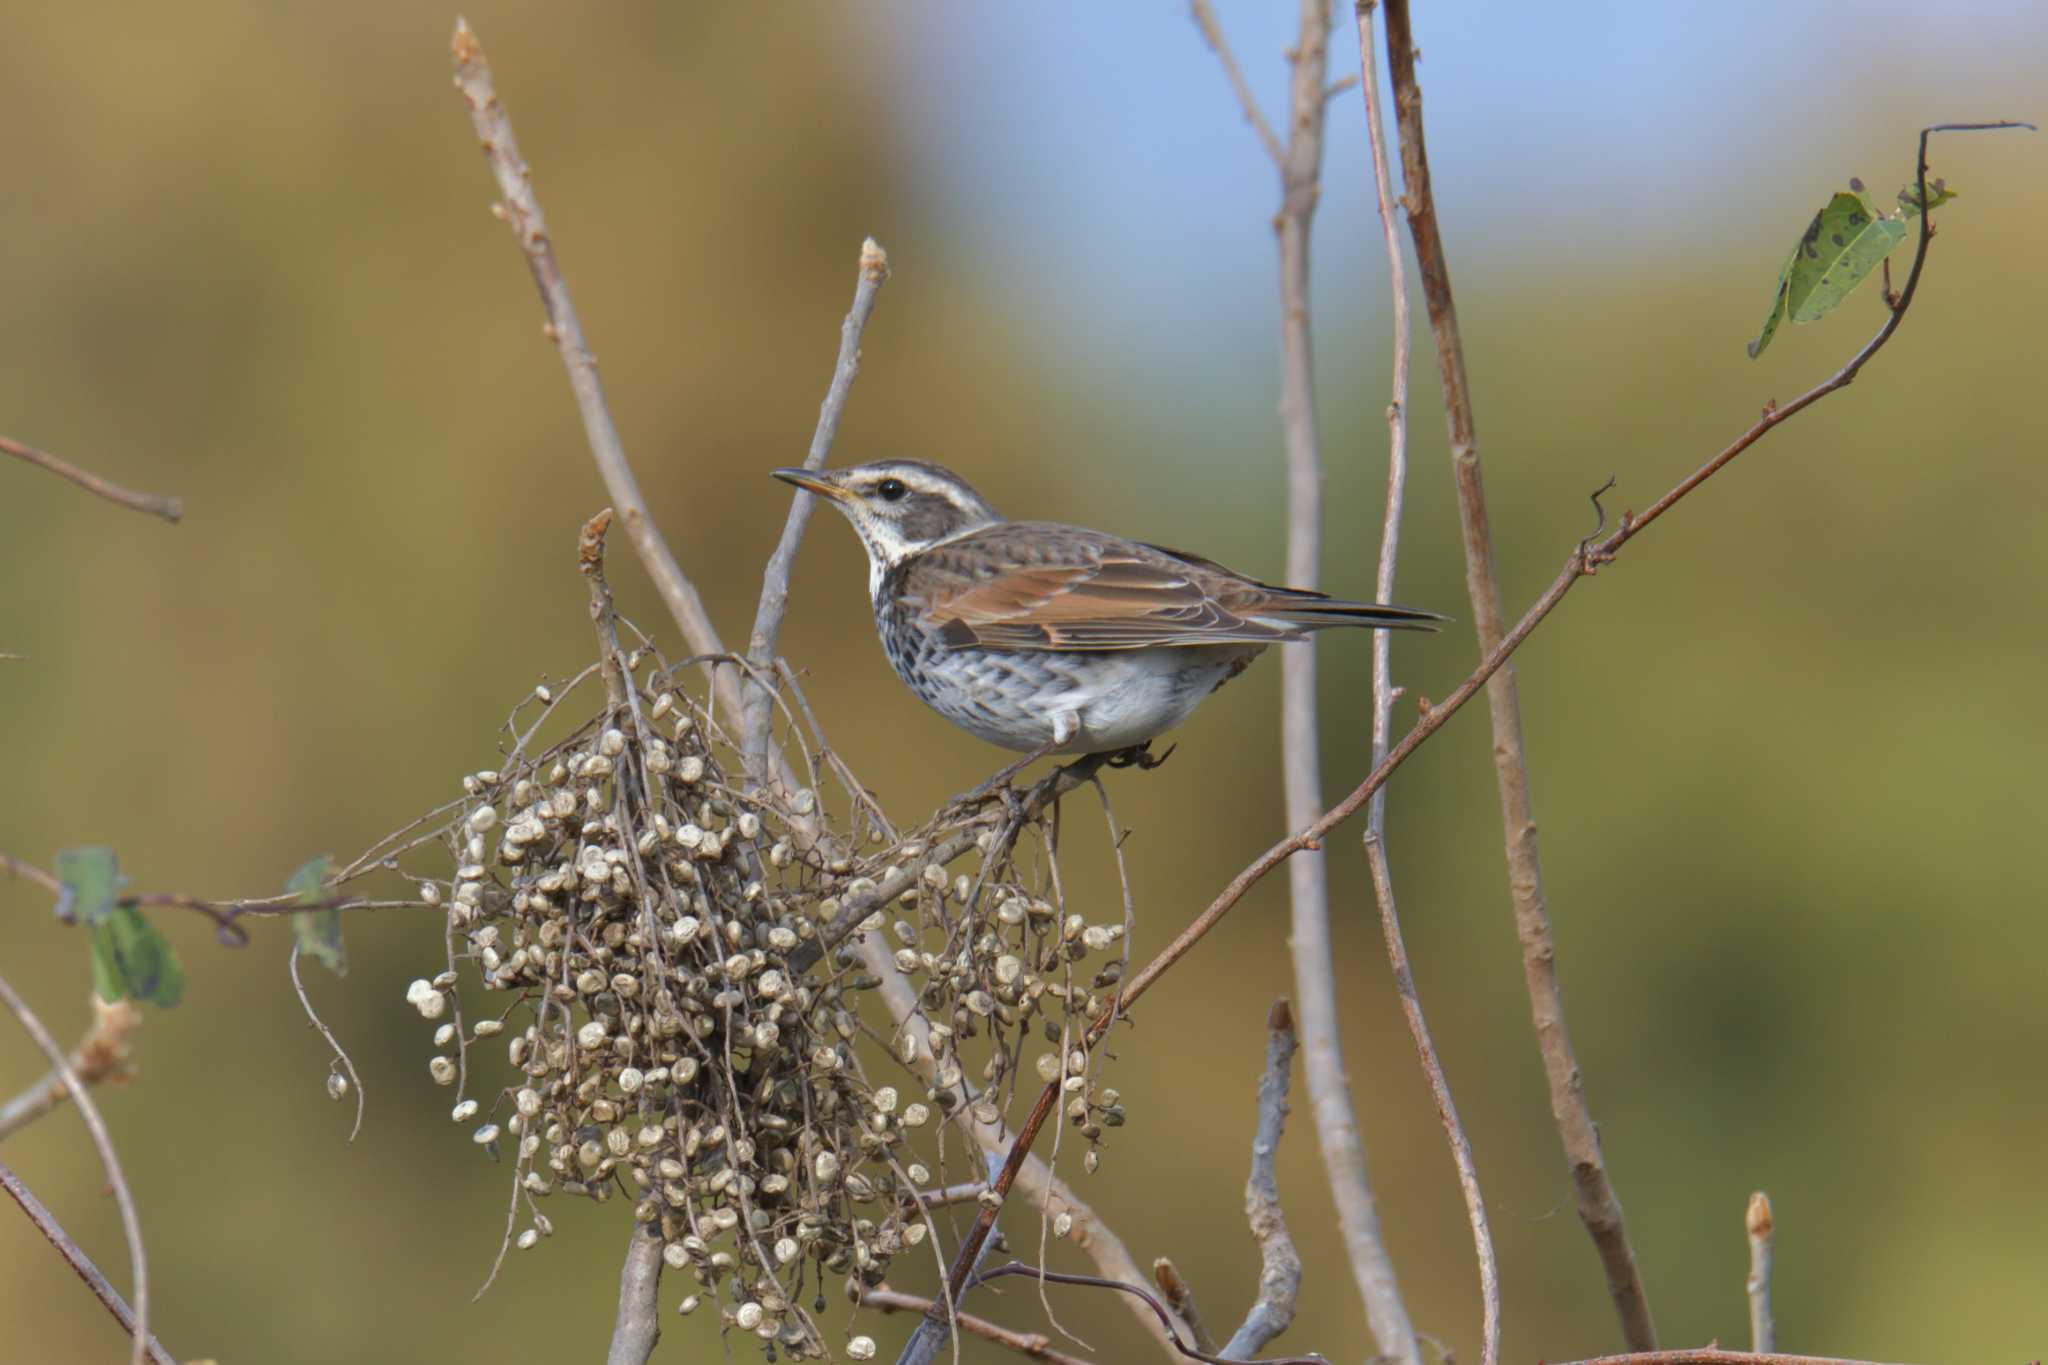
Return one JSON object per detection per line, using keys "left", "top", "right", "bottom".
{"left": 3, "top": 2, "right": 2044, "bottom": 1362}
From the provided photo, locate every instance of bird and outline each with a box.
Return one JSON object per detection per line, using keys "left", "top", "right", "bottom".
{"left": 773, "top": 459, "right": 1441, "bottom": 768}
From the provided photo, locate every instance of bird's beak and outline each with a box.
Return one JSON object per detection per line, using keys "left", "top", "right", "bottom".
{"left": 770, "top": 467, "right": 850, "bottom": 504}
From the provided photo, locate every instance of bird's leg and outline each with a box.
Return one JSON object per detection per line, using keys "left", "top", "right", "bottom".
{"left": 1104, "top": 740, "right": 1175, "bottom": 771}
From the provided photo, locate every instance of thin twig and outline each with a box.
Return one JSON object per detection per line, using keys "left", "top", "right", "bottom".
{"left": 0, "top": 433, "right": 182, "bottom": 524}
{"left": 0, "top": 995, "right": 141, "bottom": 1142}
{"left": 3, "top": 852, "right": 427, "bottom": 949}
{"left": 1365, "top": 839, "right": 1499, "bottom": 1364}
{"left": 0, "top": 1159, "right": 178, "bottom": 1365}
{"left": 579, "top": 508, "right": 631, "bottom": 717}
{"left": 449, "top": 18, "right": 738, "bottom": 718}
{"left": 1353, "top": 6, "right": 1500, "bottom": 1364}
{"left": 0, "top": 973, "right": 150, "bottom": 1365}
{"left": 1219, "top": 1000, "right": 1303, "bottom": 1358}
{"left": 0, "top": 852, "right": 62, "bottom": 896}
{"left": 1746, "top": 1192, "right": 1775, "bottom": 1353}
{"left": 605, "top": 1225, "right": 664, "bottom": 1365}
{"left": 926, "top": 121, "right": 2013, "bottom": 1312}
{"left": 1377, "top": 1, "right": 1654, "bottom": 1346}
{"left": 917, "top": 1181, "right": 993, "bottom": 1208}
{"left": 287, "top": 941, "right": 364, "bottom": 1144}
{"left": 967, "top": 1263, "right": 1328, "bottom": 1365}
{"left": 1187, "top": 1, "right": 1285, "bottom": 167}
{"left": 1354, "top": 0, "right": 1413, "bottom": 908}
{"left": 1152, "top": 1261, "right": 1217, "bottom": 1355}
{"left": 1195, "top": 0, "right": 1424, "bottom": 1357}
{"left": 743, "top": 237, "right": 891, "bottom": 780}
{"left": 893, "top": 1149, "right": 1007, "bottom": 1365}
{"left": 864, "top": 1287, "right": 1097, "bottom": 1365}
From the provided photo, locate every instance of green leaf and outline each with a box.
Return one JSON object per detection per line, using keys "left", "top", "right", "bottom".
{"left": 1749, "top": 186, "right": 1914, "bottom": 357}
{"left": 287, "top": 854, "right": 346, "bottom": 977}
{"left": 1787, "top": 189, "right": 1907, "bottom": 324}
{"left": 90, "top": 906, "right": 184, "bottom": 1007}
{"left": 54, "top": 846, "right": 125, "bottom": 925}
{"left": 1748, "top": 248, "right": 1796, "bottom": 359}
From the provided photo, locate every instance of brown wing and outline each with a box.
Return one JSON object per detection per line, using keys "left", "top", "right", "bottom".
{"left": 900, "top": 522, "right": 1436, "bottom": 652}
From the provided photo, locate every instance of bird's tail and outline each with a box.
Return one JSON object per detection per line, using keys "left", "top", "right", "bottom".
{"left": 1252, "top": 594, "right": 1446, "bottom": 634}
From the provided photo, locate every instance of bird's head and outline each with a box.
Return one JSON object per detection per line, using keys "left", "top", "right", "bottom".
{"left": 772, "top": 460, "right": 1001, "bottom": 591}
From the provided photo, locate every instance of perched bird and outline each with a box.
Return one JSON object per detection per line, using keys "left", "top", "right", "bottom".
{"left": 773, "top": 459, "right": 1440, "bottom": 761}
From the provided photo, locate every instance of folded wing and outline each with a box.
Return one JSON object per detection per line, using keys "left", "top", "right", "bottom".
{"left": 904, "top": 522, "right": 1442, "bottom": 652}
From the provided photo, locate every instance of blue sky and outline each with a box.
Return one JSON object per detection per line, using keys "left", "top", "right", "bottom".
{"left": 864, "top": 0, "right": 2042, "bottom": 398}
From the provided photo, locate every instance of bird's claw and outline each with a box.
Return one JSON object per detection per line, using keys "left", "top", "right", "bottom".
{"left": 1104, "top": 741, "right": 1175, "bottom": 771}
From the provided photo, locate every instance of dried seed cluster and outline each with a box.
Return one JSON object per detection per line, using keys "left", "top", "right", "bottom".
{"left": 864, "top": 850, "right": 1131, "bottom": 1159}
{"left": 404, "top": 653, "right": 1131, "bottom": 1357}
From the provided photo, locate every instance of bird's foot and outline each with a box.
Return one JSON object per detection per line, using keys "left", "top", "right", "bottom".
{"left": 1103, "top": 741, "right": 1176, "bottom": 772}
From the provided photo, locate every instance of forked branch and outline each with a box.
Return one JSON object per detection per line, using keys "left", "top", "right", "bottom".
{"left": 743, "top": 238, "right": 891, "bottom": 780}
{"left": 450, "top": 18, "right": 737, "bottom": 719}
{"left": 1219, "top": 1001, "right": 1304, "bottom": 1358}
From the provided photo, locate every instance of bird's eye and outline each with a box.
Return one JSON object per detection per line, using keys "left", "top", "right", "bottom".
{"left": 876, "top": 478, "right": 908, "bottom": 503}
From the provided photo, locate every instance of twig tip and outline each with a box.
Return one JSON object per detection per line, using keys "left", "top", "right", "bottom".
{"left": 859, "top": 237, "right": 890, "bottom": 282}
{"left": 451, "top": 16, "right": 480, "bottom": 62}
{"left": 1746, "top": 1190, "right": 1773, "bottom": 1237}
{"left": 1266, "top": 997, "right": 1294, "bottom": 1034}
{"left": 578, "top": 508, "right": 615, "bottom": 571}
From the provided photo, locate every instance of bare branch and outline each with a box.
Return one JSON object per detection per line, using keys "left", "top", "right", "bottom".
{"left": 916, "top": 1181, "right": 992, "bottom": 1209}
{"left": 0, "top": 852, "right": 63, "bottom": 897}
{"left": 4, "top": 849, "right": 428, "bottom": 947}
{"left": 1220, "top": 1000, "right": 1303, "bottom": 1359}
{"left": 893, "top": 1150, "right": 1006, "bottom": 1365}
{"left": 744, "top": 238, "right": 891, "bottom": 780}
{"left": 1376, "top": 0, "right": 1654, "bottom": 1346}
{"left": 287, "top": 942, "right": 363, "bottom": 1145}
{"left": 1746, "top": 1192, "right": 1776, "bottom": 1353}
{"left": 1352, "top": 5, "right": 1499, "bottom": 1363}
{"left": 1186, "top": 1, "right": 1285, "bottom": 168}
{"left": 0, "top": 972, "right": 150, "bottom": 1365}
{"left": 0, "top": 1159, "right": 178, "bottom": 1365}
{"left": 579, "top": 508, "right": 631, "bottom": 714}
{"left": 1152, "top": 1260, "right": 1217, "bottom": 1354}
{"left": 605, "top": 1225, "right": 663, "bottom": 1365}
{"left": 0, "top": 994, "right": 140, "bottom": 1142}
{"left": 864, "top": 1287, "right": 1097, "bottom": 1365}
{"left": 1364, "top": 839, "right": 1500, "bottom": 1365}
{"left": 449, "top": 19, "right": 740, "bottom": 719}
{"left": 1223, "top": 0, "right": 1421, "bottom": 1357}
{"left": 0, "top": 433, "right": 181, "bottom": 524}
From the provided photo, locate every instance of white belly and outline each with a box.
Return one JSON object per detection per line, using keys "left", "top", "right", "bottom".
{"left": 1014, "top": 646, "right": 1260, "bottom": 753}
